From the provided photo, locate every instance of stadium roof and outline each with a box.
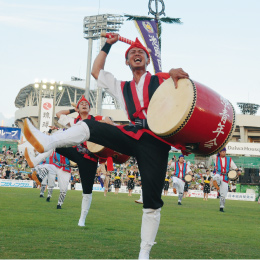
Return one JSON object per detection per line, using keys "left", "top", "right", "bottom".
{"left": 14, "top": 80, "right": 120, "bottom": 109}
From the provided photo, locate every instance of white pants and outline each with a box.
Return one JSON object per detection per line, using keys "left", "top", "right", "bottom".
{"left": 213, "top": 174, "right": 228, "bottom": 208}
{"left": 172, "top": 177, "right": 185, "bottom": 202}
{"left": 41, "top": 164, "right": 70, "bottom": 192}
{"left": 172, "top": 177, "right": 185, "bottom": 193}
{"left": 40, "top": 165, "right": 56, "bottom": 187}
{"left": 57, "top": 168, "right": 71, "bottom": 193}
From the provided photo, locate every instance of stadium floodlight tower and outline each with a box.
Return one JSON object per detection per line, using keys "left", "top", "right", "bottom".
{"left": 237, "top": 102, "right": 260, "bottom": 115}
{"left": 83, "top": 14, "right": 124, "bottom": 115}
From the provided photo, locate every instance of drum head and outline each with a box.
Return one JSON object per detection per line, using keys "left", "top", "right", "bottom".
{"left": 70, "top": 160, "right": 77, "bottom": 167}
{"left": 228, "top": 170, "right": 237, "bottom": 180}
{"left": 184, "top": 174, "right": 192, "bottom": 183}
{"left": 87, "top": 141, "right": 104, "bottom": 153}
{"left": 147, "top": 78, "right": 195, "bottom": 136}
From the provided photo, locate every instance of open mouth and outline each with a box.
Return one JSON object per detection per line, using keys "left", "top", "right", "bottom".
{"left": 134, "top": 58, "right": 142, "bottom": 63}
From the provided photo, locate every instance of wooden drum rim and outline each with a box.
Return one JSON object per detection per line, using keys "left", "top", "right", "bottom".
{"left": 147, "top": 78, "right": 197, "bottom": 137}
{"left": 87, "top": 141, "right": 105, "bottom": 153}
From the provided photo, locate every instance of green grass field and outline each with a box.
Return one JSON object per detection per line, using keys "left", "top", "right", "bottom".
{"left": 0, "top": 187, "right": 259, "bottom": 259}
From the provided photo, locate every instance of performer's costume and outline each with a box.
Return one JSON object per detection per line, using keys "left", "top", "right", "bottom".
{"left": 56, "top": 96, "right": 106, "bottom": 225}
{"left": 163, "top": 176, "right": 170, "bottom": 191}
{"left": 23, "top": 38, "right": 176, "bottom": 259}
{"left": 203, "top": 175, "right": 211, "bottom": 194}
{"left": 114, "top": 171, "right": 122, "bottom": 189}
{"left": 97, "top": 161, "right": 112, "bottom": 192}
{"left": 213, "top": 155, "right": 236, "bottom": 210}
{"left": 171, "top": 160, "right": 191, "bottom": 204}
{"left": 35, "top": 151, "right": 71, "bottom": 208}
{"left": 127, "top": 171, "right": 135, "bottom": 190}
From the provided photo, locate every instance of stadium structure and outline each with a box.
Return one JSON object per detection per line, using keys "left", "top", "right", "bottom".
{"left": 14, "top": 79, "right": 128, "bottom": 130}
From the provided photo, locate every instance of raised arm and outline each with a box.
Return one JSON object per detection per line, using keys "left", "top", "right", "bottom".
{"left": 91, "top": 33, "right": 119, "bottom": 80}
{"left": 56, "top": 108, "right": 78, "bottom": 119}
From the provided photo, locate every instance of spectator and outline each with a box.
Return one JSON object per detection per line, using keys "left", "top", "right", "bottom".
{"left": 5, "top": 167, "right": 11, "bottom": 179}
{"left": 2, "top": 145, "right": 6, "bottom": 154}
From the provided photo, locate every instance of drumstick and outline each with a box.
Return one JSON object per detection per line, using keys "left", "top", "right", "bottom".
{"left": 100, "top": 32, "right": 151, "bottom": 53}
{"left": 100, "top": 32, "right": 134, "bottom": 45}
{"left": 71, "top": 102, "right": 77, "bottom": 108}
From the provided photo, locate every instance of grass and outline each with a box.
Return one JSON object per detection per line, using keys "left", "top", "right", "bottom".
{"left": 0, "top": 187, "right": 259, "bottom": 259}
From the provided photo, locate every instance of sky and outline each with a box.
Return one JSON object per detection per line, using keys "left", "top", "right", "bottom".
{"left": 1, "top": 0, "right": 260, "bottom": 119}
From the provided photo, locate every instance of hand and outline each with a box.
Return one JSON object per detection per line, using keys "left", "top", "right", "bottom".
{"left": 100, "top": 117, "right": 114, "bottom": 125}
{"left": 169, "top": 68, "right": 189, "bottom": 89}
{"left": 106, "top": 33, "right": 119, "bottom": 45}
{"left": 49, "top": 126, "right": 58, "bottom": 130}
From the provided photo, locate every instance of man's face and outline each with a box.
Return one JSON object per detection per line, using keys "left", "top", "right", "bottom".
{"left": 126, "top": 48, "right": 150, "bottom": 69}
{"left": 219, "top": 151, "right": 226, "bottom": 157}
{"left": 179, "top": 157, "right": 184, "bottom": 163}
{"left": 78, "top": 101, "right": 90, "bottom": 114}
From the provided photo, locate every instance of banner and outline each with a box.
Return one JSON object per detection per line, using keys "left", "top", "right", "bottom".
{"left": 135, "top": 20, "right": 162, "bottom": 73}
{"left": 0, "top": 179, "right": 34, "bottom": 188}
{"left": 0, "top": 127, "right": 21, "bottom": 140}
{"left": 226, "top": 192, "right": 255, "bottom": 201}
{"left": 226, "top": 142, "right": 260, "bottom": 156}
{"left": 40, "top": 98, "right": 54, "bottom": 134}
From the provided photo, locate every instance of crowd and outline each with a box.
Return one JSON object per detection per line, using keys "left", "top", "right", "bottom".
{"left": 1, "top": 147, "right": 241, "bottom": 194}
{"left": 0, "top": 147, "right": 30, "bottom": 180}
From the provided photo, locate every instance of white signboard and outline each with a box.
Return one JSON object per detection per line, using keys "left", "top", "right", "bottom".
{"left": 226, "top": 192, "right": 255, "bottom": 201}
{"left": 0, "top": 179, "right": 34, "bottom": 188}
{"left": 226, "top": 142, "right": 260, "bottom": 156}
{"left": 40, "top": 98, "right": 54, "bottom": 134}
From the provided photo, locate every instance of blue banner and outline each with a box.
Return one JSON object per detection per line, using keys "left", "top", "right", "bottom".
{"left": 0, "top": 127, "right": 21, "bottom": 140}
{"left": 135, "top": 20, "right": 162, "bottom": 73}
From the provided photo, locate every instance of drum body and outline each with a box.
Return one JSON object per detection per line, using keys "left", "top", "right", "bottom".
{"left": 87, "top": 141, "right": 130, "bottom": 164}
{"left": 228, "top": 170, "right": 238, "bottom": 181}
{"left": 184, "top": 174, "right": 192, "bottom": 183}
{"left": 147, "top": 78, "right": 236, "bottom": 156}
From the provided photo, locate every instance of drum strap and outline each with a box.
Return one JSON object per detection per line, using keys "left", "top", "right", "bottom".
{"left": 134, "top": 118, "right": 149, "bottom": 129}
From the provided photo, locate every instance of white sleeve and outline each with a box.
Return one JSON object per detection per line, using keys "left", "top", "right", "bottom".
{"left": 58, "top": 114, "right": 75, "bottom": 127}
{"left": 230, "top": 160, "right": 237, "bottom": 170}
{"left": 187, "top": 165, "right": 192, "bottom": 173}
{"left": 98, "top": 70, "right": 122, "bottom": 101}
{"left": 171, "top": 162, "right": 175, "bottom": 169}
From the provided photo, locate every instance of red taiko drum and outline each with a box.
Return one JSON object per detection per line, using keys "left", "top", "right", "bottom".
{"left": 87, "top": 142, "right": 130, "bottom": 164}
{"left": 147, "top": 78, "right": 236, "bottom": 156}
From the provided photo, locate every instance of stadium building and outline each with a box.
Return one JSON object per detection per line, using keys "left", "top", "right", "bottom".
{"left": 14, "top": 79, "right": 128, "bottom": 130}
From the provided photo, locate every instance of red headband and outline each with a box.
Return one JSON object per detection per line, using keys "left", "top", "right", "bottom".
{"left": 125, "top": 38, "right": 150, "bottom": 59}
{"left": 76, "top": 95, "right": 90, "bottom": 108}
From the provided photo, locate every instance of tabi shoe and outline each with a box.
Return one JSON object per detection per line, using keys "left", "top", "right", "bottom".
{"left": 78, "top": 194, "right": 92, "bottom": 227}
{"left": 57, "top": 205, "right": 62, "bottom": 209}
{"left": 135, "top": 198, "right": 143, "bottom": 204}
{"left": 46, "top": 197, "right": 51, "bottom": 202}
{"left": 213, "top": 180, "right": 220, "bottom": 191}
{"left": 25, "top": 147, "right": 53, "bottom": 168}
{"left": 178, "top": 202, "right": 182, "bottom": 205}
{"left": 31, "top": 170, "right": 43, "bottom": 187}
{"left": 220, "top": 208, "right": 224, "bottom": 212}
{"left": 31, "top": 166, "right": 49, "bottom": 187}
{"left": 23, "top": 118, "right": 90, "bottom": 153}
{"left": 40, "top": 194, "right": 44, "bottom": 198}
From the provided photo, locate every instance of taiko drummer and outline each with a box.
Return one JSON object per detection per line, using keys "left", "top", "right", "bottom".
{"left": 211, "top": 147, "right": 238, "bottom": 212}
{"left": 169, "top": 154, "right": 193, "bottom": 205}
{"left": 23, "top": 34, "right": 189, "bottom": 259}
